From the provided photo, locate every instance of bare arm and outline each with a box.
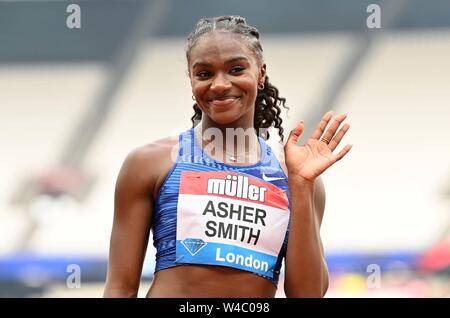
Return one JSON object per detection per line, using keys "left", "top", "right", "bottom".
{"left": 284, "top": 176, "right": 329, "bottom": 297}
{"left": 282, "top": 112, "right": 351, "bottom": 297}
{"left": 104, "top": 147, "right": 155, "bottom": 297}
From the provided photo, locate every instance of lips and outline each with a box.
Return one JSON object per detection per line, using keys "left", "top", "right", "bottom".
{"left": 208, "top": 96, "right": 240, "bottom": 107}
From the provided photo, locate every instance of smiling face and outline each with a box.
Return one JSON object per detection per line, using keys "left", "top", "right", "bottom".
{"left": 188, "top": 31, "right": 266, "bottom": 127}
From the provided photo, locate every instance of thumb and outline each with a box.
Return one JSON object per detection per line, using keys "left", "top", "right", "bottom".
{"left": 287, "top": 121, "right": 304, "bottom": 145}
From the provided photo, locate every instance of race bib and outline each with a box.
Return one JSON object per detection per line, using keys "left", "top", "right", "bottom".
{"left": 175, "top": 171, "right": 290, "bottom": 278}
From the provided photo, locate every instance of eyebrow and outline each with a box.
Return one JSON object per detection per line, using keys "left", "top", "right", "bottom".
{"left": 192, "top": 56, "right": 249, "bottom": 69}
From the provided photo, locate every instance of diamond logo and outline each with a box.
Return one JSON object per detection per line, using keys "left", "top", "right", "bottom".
{"left": 181, "top": 238, "right": 207, "bottom": 256}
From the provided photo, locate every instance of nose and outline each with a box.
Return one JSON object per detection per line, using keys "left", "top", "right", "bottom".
{"left": 210, "top": 72, "right": 231, "bottom": 93}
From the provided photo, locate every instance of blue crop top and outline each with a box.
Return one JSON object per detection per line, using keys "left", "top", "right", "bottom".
{"left": 151, "top": 128, "right": 291, "bottom": 286}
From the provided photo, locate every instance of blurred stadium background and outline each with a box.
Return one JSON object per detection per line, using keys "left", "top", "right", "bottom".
{"left": 0, "top": 0, "right": 449, "bottom": 297}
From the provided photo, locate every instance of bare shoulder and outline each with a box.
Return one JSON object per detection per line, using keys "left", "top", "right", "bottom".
{"left": 118, "top": 135, "right": 179, "bottom": 196}
{"left": 128, "top": 135, "right": 178, "bottom": 167}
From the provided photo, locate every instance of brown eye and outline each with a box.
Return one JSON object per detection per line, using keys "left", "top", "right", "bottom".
{"left": 230, "top": 66, "right": 245, "bottom": 74}
{"left": 196, "top": 71, "right": 212, "bottom": 79}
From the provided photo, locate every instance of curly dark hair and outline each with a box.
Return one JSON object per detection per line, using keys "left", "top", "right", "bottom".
{"left": 186, "top": 15, "right": 289, "bottom": 142}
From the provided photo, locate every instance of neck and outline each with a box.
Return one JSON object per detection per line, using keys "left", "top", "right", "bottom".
{"left": 194, "top": 117, "right": 261, "bottom": 164}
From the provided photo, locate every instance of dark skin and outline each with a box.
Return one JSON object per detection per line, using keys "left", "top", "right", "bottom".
{"left": 104, "top": 31, "right": 351, "bottom": 297}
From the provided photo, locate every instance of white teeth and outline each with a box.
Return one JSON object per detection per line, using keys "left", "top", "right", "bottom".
{"left": 212, "top": 97, "right": 237, "bottom": 101}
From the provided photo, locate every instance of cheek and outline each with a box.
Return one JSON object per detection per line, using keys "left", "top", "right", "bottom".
{"left": 243, "top": 73, "right": 259, "bottom": 91}
{"left": 242, "top": 79, "right": 258, "bottom": 99}
{"left": 192, "top": 81, "right": 208, "bottom": 96}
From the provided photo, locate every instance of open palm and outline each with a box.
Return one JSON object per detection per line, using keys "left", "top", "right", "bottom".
{"left": 284, "top": 111, "right": 352, "bottom": 182}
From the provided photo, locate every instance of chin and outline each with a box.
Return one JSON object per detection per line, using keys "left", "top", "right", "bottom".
{"left": 209, "top": 113, "right": 242, "bottom": 126}
{"left": 201, "top": 105, "right": 243, "bottom": 126}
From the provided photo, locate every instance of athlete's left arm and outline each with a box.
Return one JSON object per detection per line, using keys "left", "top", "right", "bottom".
{"left": 282, "top": 112, "right": 351, "bottom": 298}
{"left": 283, "top": 176, "right": 329, "bottom": 297}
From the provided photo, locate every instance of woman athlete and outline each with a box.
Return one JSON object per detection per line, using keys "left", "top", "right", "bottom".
{"left": 104, "top": 15, "right": 352, "bottom": 298}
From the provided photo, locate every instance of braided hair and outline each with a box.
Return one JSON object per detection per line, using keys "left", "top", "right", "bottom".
{"left": 186, "top": 15, "right": 289, "bottom": 142}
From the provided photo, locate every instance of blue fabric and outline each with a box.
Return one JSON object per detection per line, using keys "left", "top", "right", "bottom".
{"left": 152, "top": 128, "right": 291, "bottom": 286}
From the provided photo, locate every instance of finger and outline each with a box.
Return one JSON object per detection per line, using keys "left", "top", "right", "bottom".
{"left": 320, "top": 113, "right": 347, "bottom": 144}
{"left": 332, "top": 144, "right": 353, "bottom": 163}
{"left": 328, "top": 123, "right": 350, "bottom": 151}
{"left": 310, "top": 111, "right": 333, "bottom": 140}
{"left": 287, "top": 121, "right": 304, "bottom": 145}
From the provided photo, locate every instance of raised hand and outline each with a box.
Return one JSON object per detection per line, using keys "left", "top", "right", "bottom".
{"left": 284, "top": 111, "right": 352, "bottom": 182}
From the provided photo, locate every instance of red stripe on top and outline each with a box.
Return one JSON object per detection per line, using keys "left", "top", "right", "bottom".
{"left": 179, "top": 171, "right": 289, "bottom": 211}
